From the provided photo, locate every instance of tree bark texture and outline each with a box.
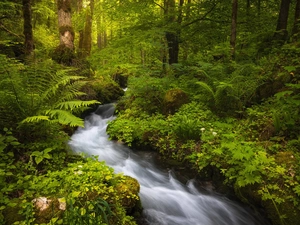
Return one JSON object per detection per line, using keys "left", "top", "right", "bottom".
{"left": 23, "top": 0, "right": 34, "bottom": 56}
{"left": 230, "top": 0, "right": 238, "bottom": 59}
{"left": 274, "top": 0, "right": 291, "bottom": 41}
{"left": 57, "top": 0, "right": 74, "bottom": 50}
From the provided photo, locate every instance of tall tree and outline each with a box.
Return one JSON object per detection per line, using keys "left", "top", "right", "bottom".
{"left": 53, "top": 0, "right": 75, "bottom": 65}
{"left": 82, "top": 0, "right": 94, "bottom": 57}
{"left": 274, "top": 0, "right": 291, "bottom": 42}
{"left": 230, "top": 0, "right": 238, "bottom": 59}
{"left": 23, "top": 0, "right": 34, "bottom": 56}
{"left": 292, "top": 0, "right": 300, "bottom": 41}
{"left": 164, "top": 0, "right": 184, "bottom": 65}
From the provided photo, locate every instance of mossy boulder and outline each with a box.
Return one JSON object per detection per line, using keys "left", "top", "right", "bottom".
{"left": 80, "top": 79, "right": 124, "bottom": 104}
{"left": 115, "top": 176, "right": 141, "bottom": 211}
{"left": 163, "top": 88, "right": 189, "bottom": 115}
{"left": 33, "top": 197, "right": 64, "bottom": 224}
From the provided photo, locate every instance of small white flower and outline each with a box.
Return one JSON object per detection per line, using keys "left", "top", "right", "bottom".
{"left": 75, "top": 170, "right": 83, "bottom": 175}
{"left": 200, "top": 128, "right": 205, "bottom": 132}
{"left": 212, "top": 132, "right": 217, "bottom": 136}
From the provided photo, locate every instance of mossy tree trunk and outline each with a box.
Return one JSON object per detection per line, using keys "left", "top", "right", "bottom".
{"left": 57, "top": 0, "right": 74, "bottom": 49}
{"left": 81, "top": 0, "right": 94, "bottom": 58}
{"left": 292, "top": 0, "right": 300, "bottom": 41}
{"left": 274, "top": 0, "right": 291, "bottom": 42}
{"left": 164, "top": 0, "right": 181, "bottom": 65}
{"left": 96, "top": 1, "right": 107, "bottom": 50}
{"left": 53, "top": 0, "right": 75, "bottom": 65}
{"left": 22, "top": 0, "right": 34, "bottom": 57}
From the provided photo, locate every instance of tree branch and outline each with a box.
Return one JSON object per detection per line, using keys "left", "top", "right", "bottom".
{"left": 0, "top": 22, "right": 23, "bottom": 38}
{"left": 182, "top": 3, "right": 217, "bottom": 27}
{"left": 153, "top": 1, "right": 165, "bottom": 11}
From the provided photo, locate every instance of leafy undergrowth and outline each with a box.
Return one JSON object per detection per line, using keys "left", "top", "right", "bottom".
{"left": 107, "top": 58, "right": 300, "bottom": 225}
{"left": 0, "top": 56, "right": 140, "bottom": 225}
{"left": 0, "top": 129, "right": 140, "bottom": 225}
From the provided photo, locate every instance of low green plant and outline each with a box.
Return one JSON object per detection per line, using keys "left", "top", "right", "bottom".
{"left": 1, "top": 159, "right": 139, "bottom": 225}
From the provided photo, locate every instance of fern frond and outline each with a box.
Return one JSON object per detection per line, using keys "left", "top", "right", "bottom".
{"left": 196, "top": 81, "right": 215, "bottom": 101}
{"left": 45, "top": 109, "right": 84, "bottom": 127}
{"left": 55, "top": 80, "right": 89, "bottom": 103}
{"left": 40, "top": 72, "right": 85, "bottom": 103}
{"left": 21, "top": 116, "right": 50, "bottom": 124}
{"left": 55, "top": 100, "right": 100, "bottom": 111}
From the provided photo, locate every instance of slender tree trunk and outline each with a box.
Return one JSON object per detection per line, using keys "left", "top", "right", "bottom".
{"left": 246, "top": 0, "right": 250, "bottom": 17}
{"left": 183, "top": 0, "right": 191, "bottom": 61}
{"left": 257, "top": 0, "right": 261, "bottom": 17}
{"left": 165, "top": 0, "right": 183, "bottom": 65}
{"left": 292, "top": 0, "right": 300, "bottom": 41}
{"left": 274, "top": 0, "right": 291, "bottom": 42}
{"left": 77, "top": 0, "right": 83, "bottom": 50}
{"left": 81, "top": 0, "right": 93, "bottom": 57}
{"left": 23, "top": 0, "right": 34, "bottom": 56}
{"left": 230, "top": 0, "right": 238, "bottom": 59}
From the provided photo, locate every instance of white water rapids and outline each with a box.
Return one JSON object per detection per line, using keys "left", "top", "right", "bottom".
{"left": 69, "top": 104, "right": 269, "bottom": 225}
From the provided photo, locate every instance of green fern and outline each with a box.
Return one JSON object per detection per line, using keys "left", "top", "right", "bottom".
{"left": 0, "top": 55, "right": 100, "bottom": 130}
{"left": 196, "top": 81, "right": 216, "bottom": 102}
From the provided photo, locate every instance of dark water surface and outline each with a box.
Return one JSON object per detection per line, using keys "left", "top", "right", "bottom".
{"left": 69, "top": 104, "right": 270, "bottom": 225}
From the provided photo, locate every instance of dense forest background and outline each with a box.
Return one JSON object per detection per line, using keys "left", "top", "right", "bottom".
{"left": 0, "top": 0, "right": 300, "bottom": 225}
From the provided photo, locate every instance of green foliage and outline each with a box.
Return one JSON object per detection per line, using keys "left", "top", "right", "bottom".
{"left": 0, "top": 55, "right": 99, "bottom": 130}
{"left": 195, "top": 63, "right": 262, "bottom": 115}
{"left": 272, "top": 83, "right": 300, "bottom": 137}
{"left": 1, "top": 159, "right": 139, "bottom": 225}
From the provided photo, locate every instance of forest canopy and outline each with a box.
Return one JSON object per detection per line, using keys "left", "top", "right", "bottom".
{"left": 0, "top": 0, "right": 300, "bottom": 225}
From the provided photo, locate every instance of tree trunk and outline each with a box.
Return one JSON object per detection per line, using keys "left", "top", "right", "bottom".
{"left": 257, "top": 0, "right": 261, "bottom": 17}
{"left": 292, "top": 0, "right": 300, "bottom": 41}
{"left": 53, "top": 0, "right": 75, "bottom": 65}
{"left": 23, "top": 0, "right": 34, "bottom": 56}
{"left": 57, "top": 0, "right": 74, "bottom": 50}
{"left": 183, "top": 0, "right": 191, "bottom": 61}
{"left": 77, "top": 0, "right": 83, "bottom": 50}
{"left": 246, "top": 0, "right": 250, "bottom": 17}
{"left": 80, "top": 0, "right": 94, "bottom": 57}
{"left": 164, "top": 0, "right": 183, "bottom": 65}
{"left": 274, "top": 0, "right": 291, "bottom": 42}
{"left": 230, "top": 0, "right": 238, "bottom": 59}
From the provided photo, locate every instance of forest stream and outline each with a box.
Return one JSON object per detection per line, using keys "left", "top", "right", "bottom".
{"left": 69, "top": 104, "right": 271, "bottom": 225}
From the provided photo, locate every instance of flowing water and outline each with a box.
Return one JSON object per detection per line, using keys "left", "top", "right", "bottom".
{"left": 69, "top": 104, "right": 270, "bottom": 225}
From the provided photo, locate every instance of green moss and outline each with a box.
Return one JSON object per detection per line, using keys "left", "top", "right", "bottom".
{"left": 116, "top": 176, "right": 140, "bottom": 209}
{"left": 3, "top": 204, "right": 24, "bottom": 225}
{"left": 163, "top": 88, "right": 189, "bottom": 115}
{"left": 84, "top": 79, "right": 124, "bottom": 103}
{"left": 52, "top": 44, "right": 75, "bottom": 66}
{"left": 34, "top": 198, "right": 63, "bottom": 224}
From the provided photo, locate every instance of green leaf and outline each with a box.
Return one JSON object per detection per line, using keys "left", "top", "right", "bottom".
{"left": 35, "top": 156, "right": 43, "bottom": 165}
{"left": 283, "top": 66, "right": 296, "bottom": 72}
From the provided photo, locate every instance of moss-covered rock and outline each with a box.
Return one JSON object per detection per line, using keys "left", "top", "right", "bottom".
{"left": 80, "top": 79, "right": 124, "bottom": 104}
{"left": 163, "top": 88, "right": 189, "bottom": 115}
{"left": 115, "top": 176, "right": 140, "bottom": 211}
{"left": 33, "top": 197, "right": 64, "bottom": 224}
